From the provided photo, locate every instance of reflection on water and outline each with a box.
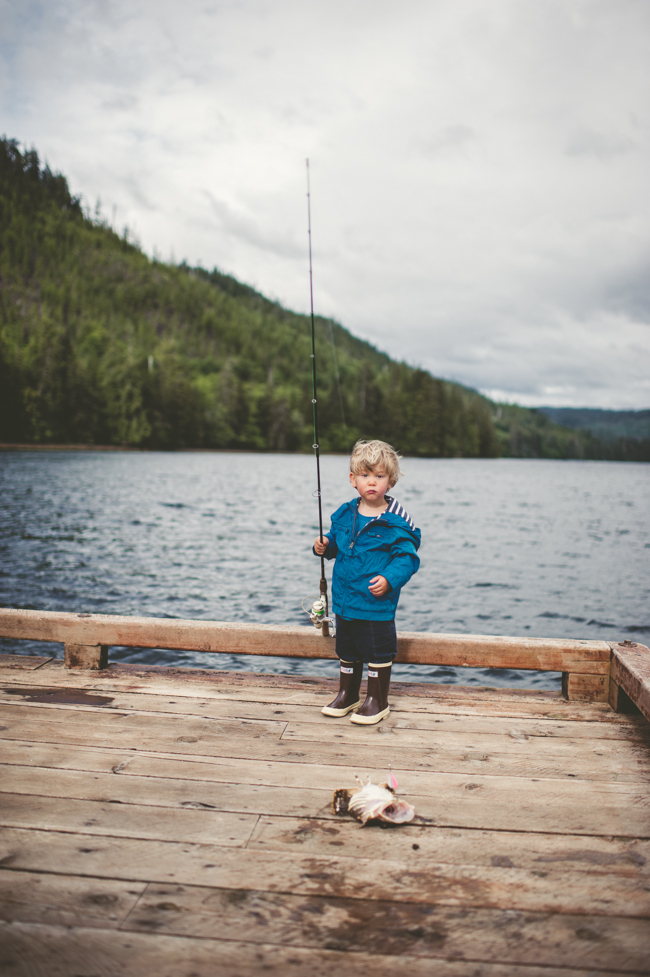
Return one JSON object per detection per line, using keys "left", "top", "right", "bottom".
{"left": 1, "top": 451, "right": 648, "bottom": 691}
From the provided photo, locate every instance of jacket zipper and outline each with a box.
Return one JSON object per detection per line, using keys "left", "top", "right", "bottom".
{"left": 340, "top": 503, "right": 391, "bottom": 618}
{"left": 349, "top": 504, "right": 387, "bottom": 549}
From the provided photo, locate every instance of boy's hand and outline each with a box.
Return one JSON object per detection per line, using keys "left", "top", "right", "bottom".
{"left": 313, "top": 536, "right": 329, "bottom": 555}
{"left": 368, "top": 575, "right": 390, "bottom": 596}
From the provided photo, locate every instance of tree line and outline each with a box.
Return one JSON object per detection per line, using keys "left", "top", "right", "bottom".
{"left": 1, "top": 137, "right": 646, "bottom": 461}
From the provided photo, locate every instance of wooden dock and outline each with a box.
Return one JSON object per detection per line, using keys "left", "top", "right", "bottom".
{"left": 1, "top": 611, "right": 649, "bottom": 975}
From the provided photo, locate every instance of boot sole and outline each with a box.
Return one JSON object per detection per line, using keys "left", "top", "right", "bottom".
{"left": 350, "top": 706, "right": 390, "bottom": 725}
{"left": 321, "top": 700, "right": 361, "bottom": 717}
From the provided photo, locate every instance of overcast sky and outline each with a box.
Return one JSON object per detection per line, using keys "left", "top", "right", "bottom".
{"left": 2, "top": 0, "right": 649, "bottom": 408}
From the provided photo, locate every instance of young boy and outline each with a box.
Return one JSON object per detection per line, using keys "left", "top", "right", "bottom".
{"left": 313, "top": 440, "right": 421, "bottom": 725}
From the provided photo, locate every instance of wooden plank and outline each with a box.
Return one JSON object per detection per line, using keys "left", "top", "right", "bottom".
{"left": 248, "top": 815, "right": 650, "bottom": 877}
{"left": 1, "top": 920, "right": 635, "bottom": 977}
{"left": 279, "top": 718, "right": 650, "bottom": 761}
{"left": 1, "top": 646, "right": 648, "bottom": 975}
{"left": 0, "top": 654, "right": 601, "bottom": 707}
{"left": 297, "top": 769, "right": 650, "bottom": 837}
{"left": 0, "top": 704, "right": 286, "bottom": 745}
{"left": 0, "top": 766, "right": 334, "bottom": 820}
{"left": 2, "top": 709, "right": 647, "bottom": 784}
{"left": 0, "top": 740, "right": 139, "bottom": 774}
{"left": 388, "top": 709, "right": 649, "bottom": 741}
{"left": 2, "top": 712, "right": 649, "bottom": 786}
{"left": 2, "top": 744, "right": 648, "bottom": 876}
{"left": 0, "top": 793, "right": 259, "bottom": 847}
{"left": 0, "top": 655, "right": 53, "bottom": 670}
{"left": 124, "top": 881, "right": 650, "bottom": 970}
{"left": 611, "top": 642, "right": 650, "bottom": 723}
{"left": 0, "top": 661, "right": 632, "bottom": 723}
{"left": 3, "top": 685, "right": 648, "bottom": 741}
{"left": 0, "top": 868, "right": 145, "bottom": 929}
{"left": 0, "top": 607, "right": 611, "bottom": 671}
{"left": 3, "top": 741, "right": 650, "bottom": 836}
{"left": 1, "top": 827, "right": 649, "bottom": 917}
{"left": 395, "top": 631, "right": 610, "bottom": 673}
{"left": 1, "top": 693, "right": 642, "bottom": 752}
{"left": 91, "top": 751, "right": 650, "bottom": 826}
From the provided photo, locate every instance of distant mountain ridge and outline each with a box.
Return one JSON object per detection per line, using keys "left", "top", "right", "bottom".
{"left": 1, "top": 136, "right": 648, "bottom": 462}
{"left": 539, "top": 408, "right": 650, "bottom": 442}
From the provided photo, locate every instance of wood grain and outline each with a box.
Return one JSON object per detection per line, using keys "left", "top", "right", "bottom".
{"left": 0, "top": 868, "right": 144, "bottom": 929}
{"left": 1, "top": 920, "right": 636, "bottom": 977}
{"left": 609, "top": 679, "right": 641, "bottom": 715}
{"left": 1, "top": 772, "right": 648, "bottom": 874}
{"left": 64, "top": 643, "right": 107, "bottom": 670}
{"left": 0, "top": 793, "right": 259, "bottom": 846}
{"left": 2, "top": 684, "right": 647, "bottom": 740}
{"left": 0, "top": 766, "right": 333, "bottom": 820}
{"left": 562, "top": 671, "right": 609, "bottom": 702}
{"left": 124, "top": 880, "right": 650, "bottom": 970}
{"left": 0, "top": 607, "right": 611, "bottom": 671}
{"left": 1, "top": 645, "right": 648, "bottom": 974}
{"left": 0, "top": 655, "right": 53, "bottom": 670}
{"left": 248, "top": 815, "right": 650, "bottom": 876}
{"left": 0, "top": 659, "right": 632, "bottom": 723}
{"left": 611, "top": 642, "right": 650, "bottom": 723}
{"left": 280, "top": 717, "right": 649, "bottom": 759}
{"left": 2, "top": 708, "right": 647, "bottom": 783}
{"left": 2, "top": 741, "right": 650, "bottom": 834}
{"left": 1, "top": 827, "right": 649, "bottom": 917}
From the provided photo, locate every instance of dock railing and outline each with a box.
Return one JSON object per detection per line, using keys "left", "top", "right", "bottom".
{"left": 0, "top": 607, "right": 648, "bottom": 719}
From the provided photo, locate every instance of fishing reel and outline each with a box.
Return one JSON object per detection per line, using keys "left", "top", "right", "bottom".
{"left": 302, "top": 596, "right": 335, "bottom": 635}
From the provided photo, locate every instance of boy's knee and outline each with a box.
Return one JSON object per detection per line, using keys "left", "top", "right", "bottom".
{"left": 366, "top": 650, "right": 396, "bottom": 666}
{"left": 336, "top": 649, "right": 364, "bottom": 664}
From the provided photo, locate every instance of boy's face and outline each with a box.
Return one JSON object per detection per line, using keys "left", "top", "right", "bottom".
{"left": 349, "top": 466, "right": 392, "bottom": 504}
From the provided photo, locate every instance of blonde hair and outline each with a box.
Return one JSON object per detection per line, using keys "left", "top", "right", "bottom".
{"left": 349, "top": 440, "right": 402, "bottom": 487}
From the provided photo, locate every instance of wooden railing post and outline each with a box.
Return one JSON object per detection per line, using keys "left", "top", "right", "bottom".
{"left": 609, "top": 678, "right": 640, "bottom": 714}
{"left": 64, "top": 643, "right": 108, "bottom": 670}
{"left": 561, "top": 671, "right": 609, "bottom": 703}
{"left": 609, "top": 641, "right": 650, "bottom": 720}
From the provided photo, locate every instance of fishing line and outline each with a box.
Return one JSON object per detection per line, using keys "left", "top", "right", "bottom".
{"left": 305, "top": 158, "right": 332, "bottom": 637}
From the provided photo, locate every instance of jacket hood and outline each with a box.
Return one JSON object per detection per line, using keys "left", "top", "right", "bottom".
{"left": 337, "top": 496, "right": 421, "bottom": 549}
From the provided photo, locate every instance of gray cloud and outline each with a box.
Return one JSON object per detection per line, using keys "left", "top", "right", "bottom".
{"left": 102, "top": 93, "right": 139, "bottom": 112}
{"left": 2, "top": 0, "right": 649, "bottom": 407}
{"left": 201, "top": 190, "right": 304, "bottom": 259}
{"left": 605, "top": 264, "right": 650, "bottom": 321}
{"left": 418, "top": 125, "right": 478, "bottom": 157}
{"left": 565, "top": 127, "right": 638, "bottom": 160}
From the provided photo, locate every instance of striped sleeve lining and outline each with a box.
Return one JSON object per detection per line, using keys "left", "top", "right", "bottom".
{"left": 386, "top": 497, "right": 415, "bottom": 530}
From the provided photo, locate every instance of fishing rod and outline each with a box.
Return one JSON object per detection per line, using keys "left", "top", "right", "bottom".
{"left": 305, "top": 158, "right": 331, "bottom": 638}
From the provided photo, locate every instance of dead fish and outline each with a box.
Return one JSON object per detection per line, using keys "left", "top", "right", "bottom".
{"left": 332, "top": 775, "right": 415, "bottom": 827}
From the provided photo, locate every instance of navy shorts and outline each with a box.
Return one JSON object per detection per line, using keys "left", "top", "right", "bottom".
{"left": 335, "top": 616, "right": 397, "bottom": 665}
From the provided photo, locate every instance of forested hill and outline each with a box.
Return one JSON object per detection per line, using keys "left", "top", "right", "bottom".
{"left": 0, "top": 137, "right": 647, "bottom": 461}
{"left": 540, "top": 408, "right": 650, "bottom": 445}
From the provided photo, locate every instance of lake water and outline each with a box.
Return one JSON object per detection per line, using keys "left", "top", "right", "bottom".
{"left": 1, "top": 451, "right": 648, "bottom": 690}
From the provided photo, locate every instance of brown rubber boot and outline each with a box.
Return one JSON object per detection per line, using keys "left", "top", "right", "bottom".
{"left": 321, "top": 660, "right": 363, "bottom": 717}
{"left": 350, "top": 661, "right": 392, "bottom": 725}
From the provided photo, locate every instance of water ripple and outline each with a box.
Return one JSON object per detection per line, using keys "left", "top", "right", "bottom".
{"left": 1, "top": 452, "right": 648, "bottom": 690}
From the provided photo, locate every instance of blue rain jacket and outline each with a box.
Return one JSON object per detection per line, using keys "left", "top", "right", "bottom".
{"left": 316, "top": 496, "right": 421, "bottom": 621}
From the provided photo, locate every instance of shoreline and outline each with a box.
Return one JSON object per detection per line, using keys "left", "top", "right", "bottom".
{"left": 1, "top": 443, "right": 648, "bottom": 462}
{"left": 0, "top": 443, "right": 349, "bottom": 455}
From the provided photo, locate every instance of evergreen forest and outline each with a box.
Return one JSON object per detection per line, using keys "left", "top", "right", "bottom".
{"left": 1, "top": 137, "right": 648, "bottom": 461}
